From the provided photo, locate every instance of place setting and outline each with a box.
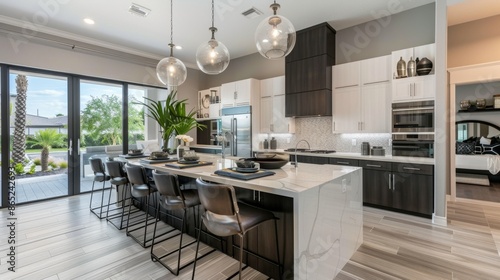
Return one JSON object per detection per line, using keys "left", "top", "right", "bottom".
{"left": 164, "top": 150, "right": 213, "bottom": 169}
{"left": 214, "top": 159, "right": 276, "bottom": 180}
{"left": 139, "top": 151, "right": 178, "bottom": 164}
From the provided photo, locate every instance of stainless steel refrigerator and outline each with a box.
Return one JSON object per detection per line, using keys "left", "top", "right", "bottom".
{"left": 221, "top": 106, "right": 252, "bottom": 158}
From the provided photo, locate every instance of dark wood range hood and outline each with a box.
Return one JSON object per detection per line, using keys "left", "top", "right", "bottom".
{"left": 285, "top": 22, "right": 336, "bottom": 117}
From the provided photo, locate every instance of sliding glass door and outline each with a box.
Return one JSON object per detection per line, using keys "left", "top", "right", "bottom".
{"left": 79, "top": 80, "right": 124, "bottom": 192}
{"left": 8, "top": 69, "right": 69, "bottom": 203}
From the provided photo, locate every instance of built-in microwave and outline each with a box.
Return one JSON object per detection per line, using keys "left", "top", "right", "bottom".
{"left": 392, "top": 100, "right": 434, "bottom": 133}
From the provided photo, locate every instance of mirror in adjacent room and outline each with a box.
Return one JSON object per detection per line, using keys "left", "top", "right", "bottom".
{"left": 456, "top": 120, "right": 500, "bottom": 142}
{"left": 455, "top": 120, "right": 500, "bottom": 203}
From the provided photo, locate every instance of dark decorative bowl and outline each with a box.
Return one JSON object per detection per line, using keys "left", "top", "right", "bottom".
{"left": 235, "top": 159, "right": 256, "bottom": 168}
{"left": 240, "top": 158, "right": 289, "bottom": 169}
{"left": 128, "top": 149, "right": 143, "bottom": 155}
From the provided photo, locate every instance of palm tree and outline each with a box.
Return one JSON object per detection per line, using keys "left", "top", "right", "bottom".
{"left": 12, "top": 75, "right": 28, "bottom": 165}
{"left": 28, "top": 129, "right": 64, "bottom": 171}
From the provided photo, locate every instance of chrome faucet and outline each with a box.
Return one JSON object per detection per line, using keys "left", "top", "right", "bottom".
{"left": 294, "top": 139, "right": 310, "bottom": 168}
{"left": 216, "top": 134, "right": 227, "bottom": 159}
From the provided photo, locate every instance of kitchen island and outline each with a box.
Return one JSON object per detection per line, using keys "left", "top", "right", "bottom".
{"left": 132, "top": 153, "right": 363, "bottom": 279}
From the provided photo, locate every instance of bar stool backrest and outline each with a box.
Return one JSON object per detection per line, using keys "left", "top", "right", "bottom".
{"left": 125, "top": 165, "right": 147, "bottom": 186}
{"left": 195, "top": 178, "right": 241, "bottom": 236}
{"left": 90, "top": 158, "right": 105, "bottom": 174}
{"left": 153, "top": 172, "right": 185, "bottom": 210}
{"left": 106, "top": 161, "right": 126, "bottom": 178}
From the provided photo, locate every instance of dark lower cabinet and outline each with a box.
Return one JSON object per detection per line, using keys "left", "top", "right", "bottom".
{"left": 235, "top": 188, "right": 294, "bottom": 280}
{"left": 330, "top": 157, "right": 359, "bottom": 166}
{"left": 289, "top": 154, "right": 329, "bottom": 164}
{"left": 361, "top": 160, "right": 434, "bottom": 217}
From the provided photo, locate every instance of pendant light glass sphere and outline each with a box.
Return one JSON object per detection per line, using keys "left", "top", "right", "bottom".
{"left": 156, "top": 56, "right": 187, "bottom": 87}
{"left": 196, "top": 38, "right": 230, "bottom": 74}
{"left": 255, "top": 6, "right": 296, "bottom": 59}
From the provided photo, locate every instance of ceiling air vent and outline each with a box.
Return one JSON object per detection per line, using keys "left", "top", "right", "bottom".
{"left": 241, "top": 7, "right": 263, "bottom": 19}
{"left": 129, "top": 3, "right": 151, "bottom": 17}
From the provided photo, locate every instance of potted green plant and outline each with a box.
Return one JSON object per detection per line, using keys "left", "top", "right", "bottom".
{"left": 134, "top": 91, "right": 205, "bottom": 153}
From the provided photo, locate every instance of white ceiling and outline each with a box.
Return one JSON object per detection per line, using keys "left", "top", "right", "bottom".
{"left": 0, "top": 0, "right": 496, "bottom": 69}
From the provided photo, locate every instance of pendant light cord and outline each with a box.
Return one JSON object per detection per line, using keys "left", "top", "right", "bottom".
{"left": 211, "top": 0, "right": 214, "bottom": 28}
{"left": 169, "top": 0, "right": 174, "bottom": 56}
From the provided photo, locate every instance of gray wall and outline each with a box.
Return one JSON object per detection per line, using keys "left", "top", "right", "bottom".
{"left": 336, "top": 3, "right": 435, "bottom": 64}
{"left": 201, "top": 52, "right": 285, "bottom": 89}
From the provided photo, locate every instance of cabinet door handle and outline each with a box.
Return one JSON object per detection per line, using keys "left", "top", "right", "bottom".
{"left": 403, "top": 166, "right": 421, "bottom": 171}
{"left": 234, "top": 91, "right": 237, "bottom": 100}
{"left": 337, "top": 161, "right": 349, "bottom": 165}
{"left": 392, "top": 173, "right": 396, "bottom": 190}
{"left": 258, "top": 191, "right": 261, "bottom": 202}
{"left": 333, "top": 121, "right": 335, "bottom": 131}
{"left": 253, "top": 190, "right": 256, "bottom": 201}
{"left": 388, "top": 172, "right": 392, "bottom": 190}
{"left": 366, "top": 164, "right": 381, "bottom": 168}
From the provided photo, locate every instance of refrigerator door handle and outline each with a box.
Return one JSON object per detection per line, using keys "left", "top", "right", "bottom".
{"left": 233, "top": 117, "right": 237, "bottom": 156}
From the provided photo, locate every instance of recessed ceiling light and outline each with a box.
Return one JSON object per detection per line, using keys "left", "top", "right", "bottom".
{"left": 175, "top": 46, "right": 182, "bottom": 50}
{"left": 83, "top": 18, "right": 95, "bottom": 25}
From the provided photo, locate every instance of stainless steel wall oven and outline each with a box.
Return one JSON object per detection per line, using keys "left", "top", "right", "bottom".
{"left": 392, "top": 134, "right": 434, "bottom": 158}
{"left": 392, "top": 100, "right": 434, "bottom": 133}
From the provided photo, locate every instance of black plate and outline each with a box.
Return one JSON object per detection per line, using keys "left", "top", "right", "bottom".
{"left": 232, "top": 167, "right": 259, "bottom": 173}
{"left": 128, "top": 152, "right": 144, "bottom": 156}
{"left": 178, "top": 160, "right": 199, "bottom": 164}
{"left": 149, "top": 156, "right": 169, "bottom": 160}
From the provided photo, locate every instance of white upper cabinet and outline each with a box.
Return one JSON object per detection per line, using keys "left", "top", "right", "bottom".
{"left": 259, "top": 76, "right": 295, "bottom": 133}
{"left": 332, "top": 61, "right": 360, "bottom": 88}
{"left": 220, "top": 78, "right": 259, "bottom": 108}
{"left": 332, "top": 55, "right": 391, "bottom": 133}
{"left": 361, "top": 55, "right": 391, "bottom": 84}
{"left": 391, "top": 43, "right": 436, "bottom": 102}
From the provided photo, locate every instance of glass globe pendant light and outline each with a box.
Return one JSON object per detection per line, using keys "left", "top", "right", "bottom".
{"left": 255, "top": 0, "right": 296, "bottom": 59}
{"left": 196, "top": 0, "right": 230, "bottom": 74}
{"left": 156, "top": 0, "right": 187, "bottom": 87}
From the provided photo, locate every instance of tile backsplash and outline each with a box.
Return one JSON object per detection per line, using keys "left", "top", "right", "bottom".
{"left": 257, "top": 117, "right": 392, "bottom": 154}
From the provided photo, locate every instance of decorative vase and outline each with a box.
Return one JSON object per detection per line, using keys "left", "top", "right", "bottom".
{"left": 176, "top": 141, "right": 190, "bottom": 160}
{"left": 162, "top": 138, "right": 169, "bottom": 153}
{"left": 407, "top": 56, "right": 416, "bottom": 77}
{"left": 396, "top": 57, "right": 406, "bottom": 78}
{"left": 416, "top": 57, "right": 433, "bottom": 76}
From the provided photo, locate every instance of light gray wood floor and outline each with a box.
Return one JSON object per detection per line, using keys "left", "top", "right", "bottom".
{"left": 1, "top": 194, "right": 500, "bottom": 279}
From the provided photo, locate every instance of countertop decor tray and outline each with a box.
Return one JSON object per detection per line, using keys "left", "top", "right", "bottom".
{"left": 140, "top": 158, "right": 177, "bottom": 164}
{"left": 165, "top": 161, "right": 213, "bottom": 169}
{"left": 214, "top": 169, "right": 275, "bottom": 180}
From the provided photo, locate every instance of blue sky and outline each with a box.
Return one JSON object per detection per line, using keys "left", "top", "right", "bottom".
{"left": 9, "top": 72, "right": 127, "bottom": 118}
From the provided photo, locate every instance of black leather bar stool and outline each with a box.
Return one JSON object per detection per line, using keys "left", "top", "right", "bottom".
{"left": 192, "top": 178, "right": 281, "bottom": 280}
{"left": 124, "top": 165, "right": 158, "bottom": 248}
{"left": 105, "top": 160, "right": 130, "bottom": 229}
{"left": 89, "top": 158, "right": 111, "bottom": 219}
{"left": 150, "top": 172, "right": 210, "bottom": 275}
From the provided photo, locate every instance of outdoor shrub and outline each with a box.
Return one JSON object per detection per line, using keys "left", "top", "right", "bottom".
{"left": 49, "top": 161, "right": 58, "bottom": 169}
{"left": 59, "top": 161, "right": 68, "bottom": 169}
{"left": 27, "top": 164, "right": 36, "bottom": 174}
{"left": 14, "top": 163, "right": 24, "bottom": 175}
{"left": 33, "top": 158, "right": 41, "bottom": 165}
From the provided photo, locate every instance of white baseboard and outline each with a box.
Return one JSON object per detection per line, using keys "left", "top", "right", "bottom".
{"left": 432, "top": 214, "right": 447, "bottom": 226}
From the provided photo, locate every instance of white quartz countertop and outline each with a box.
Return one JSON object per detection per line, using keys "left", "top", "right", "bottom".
{"left": 131, "top": 153, "right": 360, "bottom": 198}
{"left": 255, "top": 149, "right": 435, "bottom": 165}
